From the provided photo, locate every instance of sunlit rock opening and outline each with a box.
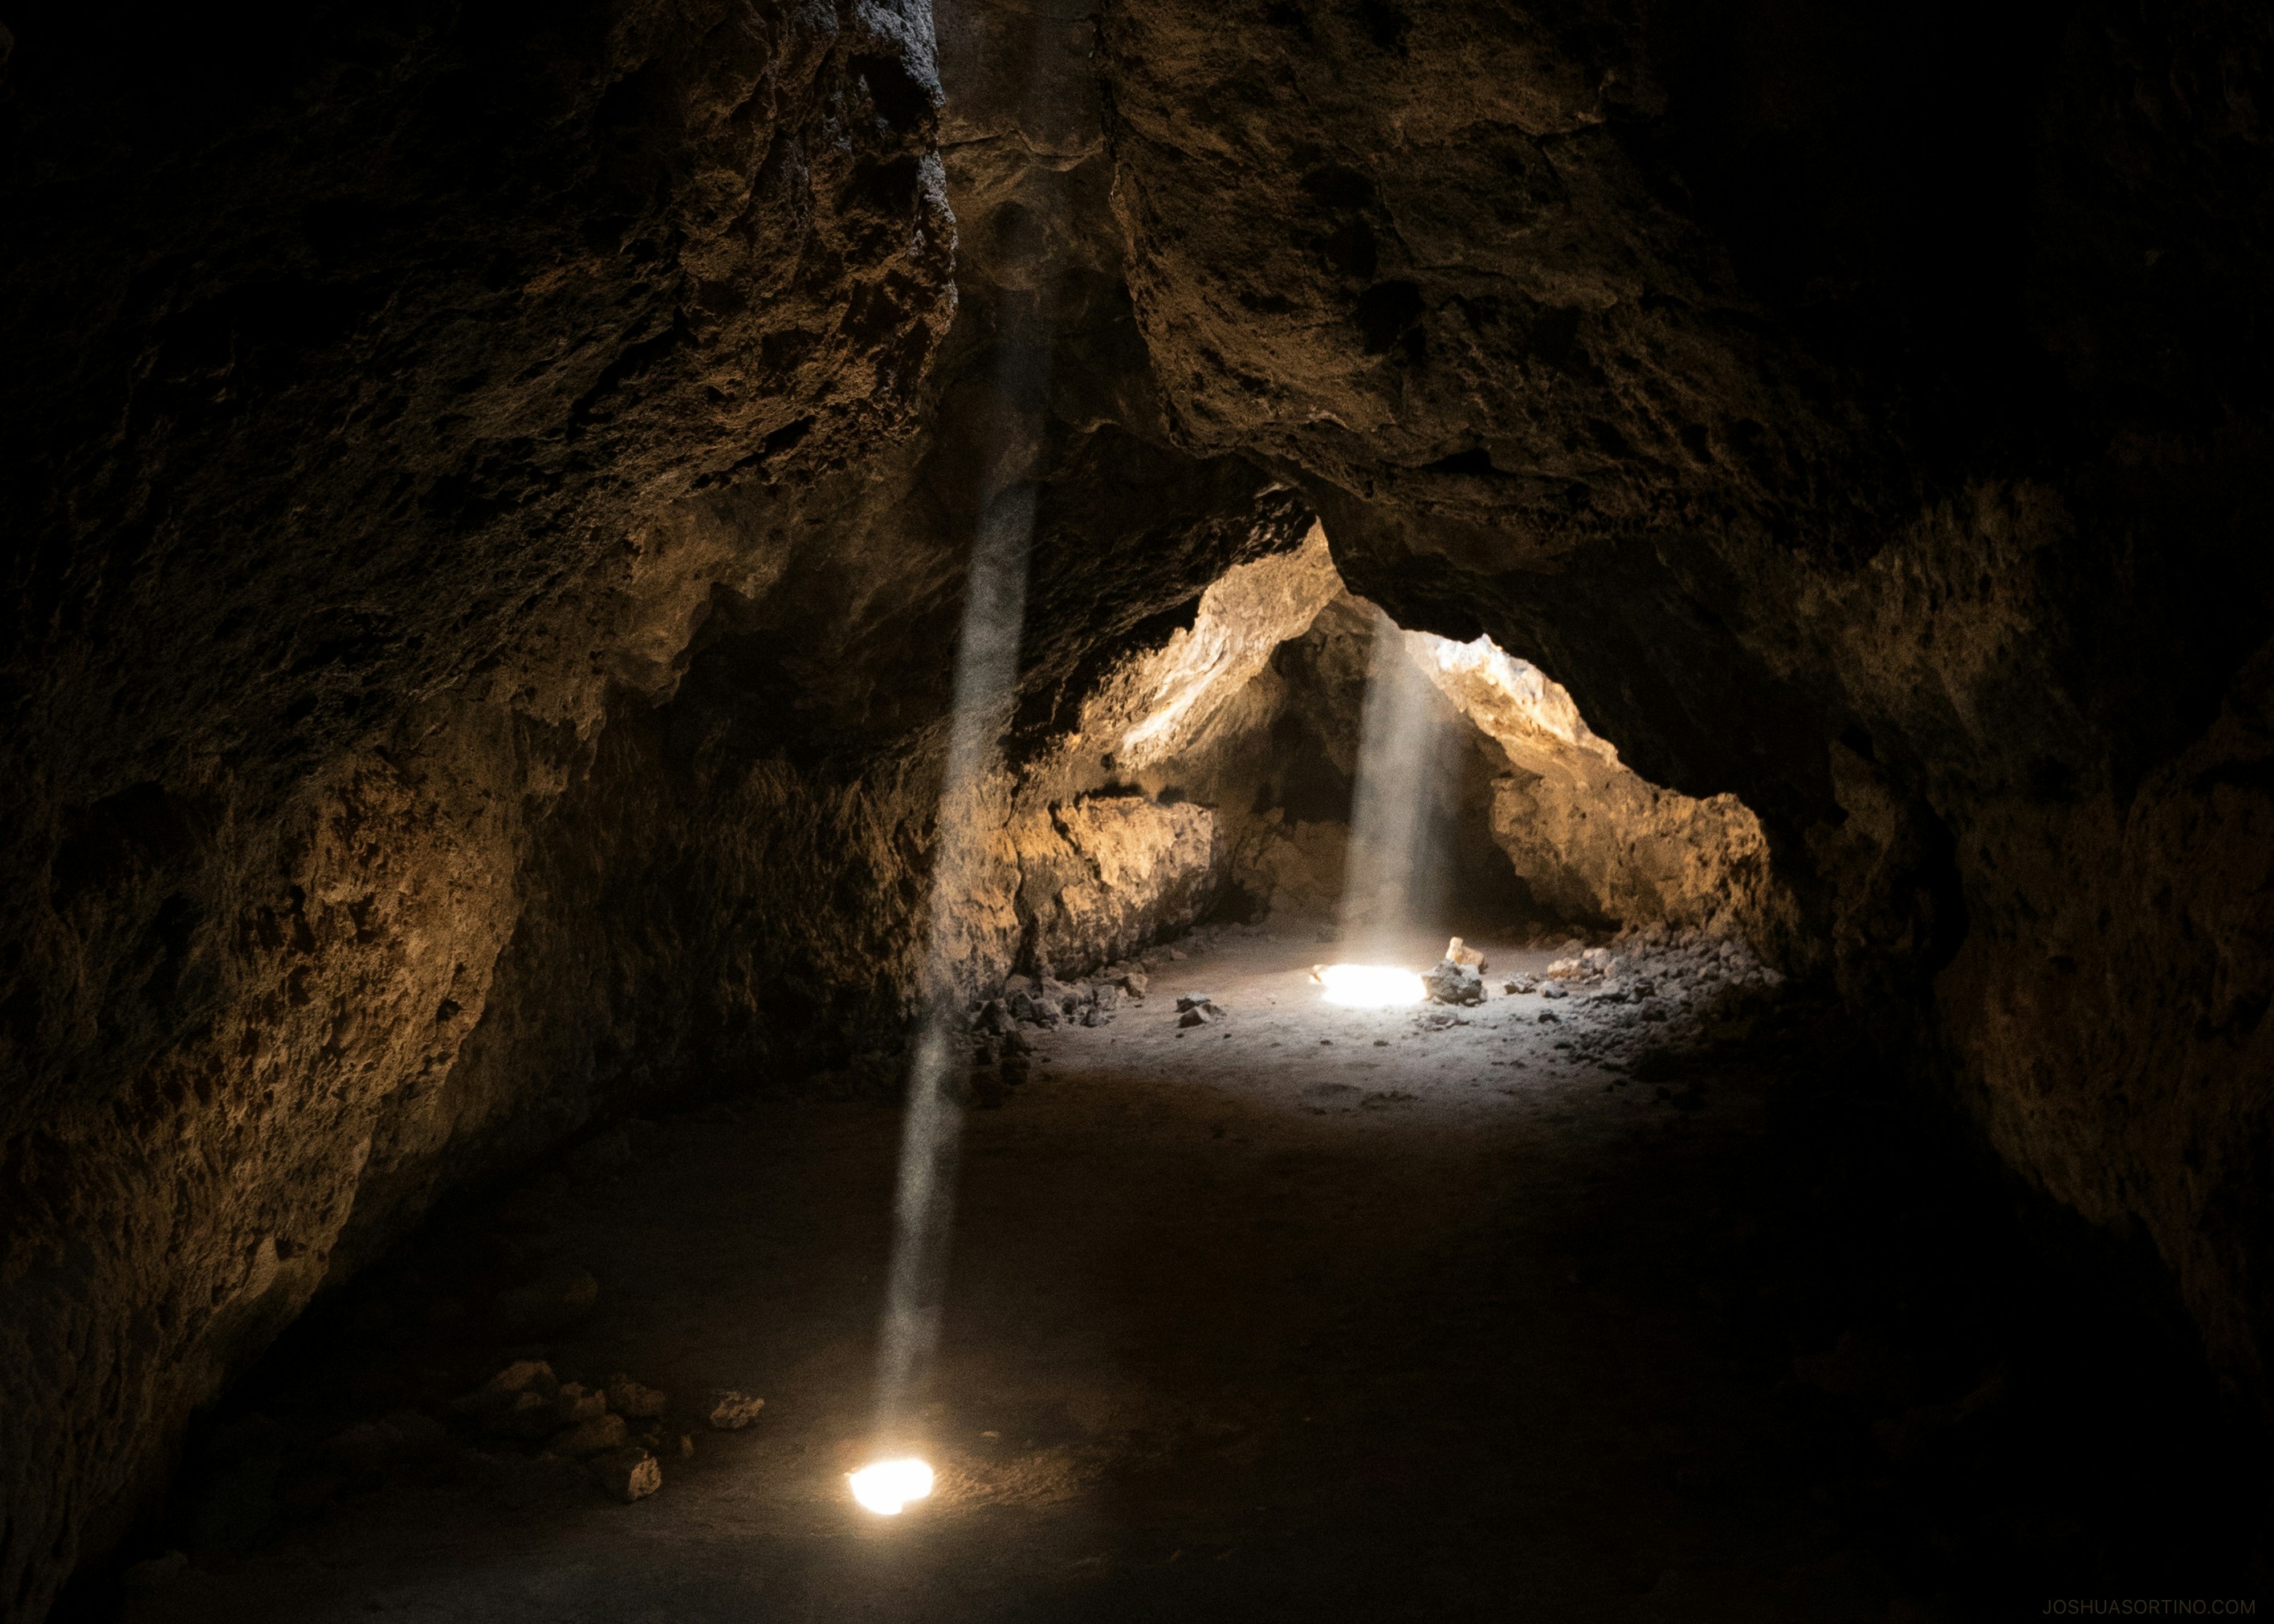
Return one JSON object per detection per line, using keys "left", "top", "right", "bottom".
{"left": 975, "top": 525, "right": 1786, "bottom": 991}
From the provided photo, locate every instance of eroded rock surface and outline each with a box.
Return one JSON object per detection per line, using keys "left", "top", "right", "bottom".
{"left": 6, "top": 0, "right": 2272, "bottom": 1611}
{"left": 1094, "top": 0, "right": 2274, "bottom": 1412}
{"left": 0, "top": 2, "right": 956, "bottom": 1611}
{"left": 1415, "top": 628, "right": 1788, "bottom": 940}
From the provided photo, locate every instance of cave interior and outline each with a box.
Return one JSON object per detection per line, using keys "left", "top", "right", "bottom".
{"left": 3, "top": 0, "right": 2271, "bottom": 1617}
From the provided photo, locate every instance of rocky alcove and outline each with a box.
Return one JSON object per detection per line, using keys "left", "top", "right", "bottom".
{"left": 3, "top": 0, "right": 2269, "bottom": 1616}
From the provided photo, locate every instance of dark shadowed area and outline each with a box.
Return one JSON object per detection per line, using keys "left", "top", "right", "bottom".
{"left": 2, "top": 0, "right": 2268, "bottom": 1617}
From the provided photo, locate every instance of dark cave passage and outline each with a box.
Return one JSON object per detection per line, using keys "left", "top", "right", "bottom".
{"left": 6, "top": 0, "right": 2272, "bottom": 1617}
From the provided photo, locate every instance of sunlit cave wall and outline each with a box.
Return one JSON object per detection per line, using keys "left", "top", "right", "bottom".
{"left": 1046, "top": 529, "right": 1789, "bottom": 950}
{"left": 332, "top": 0, "right": 1332, "bottom": 1252}
{"left": 3, "top": 0, "right": 1335, "bottom": 1604}
{"left": 1098, "top": 0, "right": 2274, "bottom": 1409}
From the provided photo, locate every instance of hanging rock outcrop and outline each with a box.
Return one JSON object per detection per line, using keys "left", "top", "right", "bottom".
{"left": 1412, "top": 626, "right": 1788, "bottom": 941}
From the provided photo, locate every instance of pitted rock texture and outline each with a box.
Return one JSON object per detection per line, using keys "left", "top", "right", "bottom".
{"left": 324, "top": 0, "right": 1326, "bottom": 1301}
{"left": 1091, "top": 562, "right": 1768, "bottom": 946}
{"left": 1016, "top": 795, "right": 1225, "bottom": 974}
{"left": 0, "top": 2, "right": 954, "bottom": 1613}
{"left": 1096, "top": 0, "right": 2274, "bottom": 1405}
{"left": 6, "top": 0, "right": 2273, "bottom": 1614}
{"left": 1413, "top": 626, "right": 1788, "bottom": 938}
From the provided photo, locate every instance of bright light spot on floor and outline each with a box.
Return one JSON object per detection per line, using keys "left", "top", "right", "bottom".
{"left": 1316, "top": 963, "right": 1426, "bottom": 1007}
{"left": 850, "top": 1457, "right": 935, "bottom": 1515}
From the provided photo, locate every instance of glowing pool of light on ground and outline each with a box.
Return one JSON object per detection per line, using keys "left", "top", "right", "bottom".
{"left": 850, "top": 1457, "right": 935, "bottom": 1516}
{"left": 1316, "top": 963, "right": 1427, "bottom": 1007}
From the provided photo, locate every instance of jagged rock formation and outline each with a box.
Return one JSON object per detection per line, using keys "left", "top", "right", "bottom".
{"left": 1007, "top": 516, "right": 1787, "bottom": 948}
{"left": 1096, "top": 0, "right": 2274, "bottom": 1410}
{"left": 2, "top": 0, "right": 2270, "bottom": 1612}
{"left": 1415, "top": 627, "right": 1787, "bottom": 938}
{"left": 0, "top": 1, "right": 963, "bottom": 1612}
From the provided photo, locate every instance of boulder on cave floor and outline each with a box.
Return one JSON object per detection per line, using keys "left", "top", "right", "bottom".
{"left": 1424, "top": 961, "right": 1485, "bottom": 1006}
{"left": 605, "top": 1375, "right": 669, "bottom": 1419}
{"left": 548, "top": 1413, "right": 629, "bottom": 1458}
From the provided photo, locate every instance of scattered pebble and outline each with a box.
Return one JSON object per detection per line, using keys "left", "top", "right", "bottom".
{"left": 707, "top": 1389, "right": 767, "bottom": 1430}
{"left": 588, "top": 1446, "right": 662, "bottom": 1503}
{"left": 606, "top": 1375, "right": 669, "bottom": 1419}
{"left": 552, "top": 1413, "right": 628, "bottom": 1456}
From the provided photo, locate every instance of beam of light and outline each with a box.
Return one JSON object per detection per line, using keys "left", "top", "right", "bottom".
{"left": 867, "top": 23, "right": 1065, "bottom": 1480}
{"left": 1336, "top": 605, "right": 1457, "bottom": 961}
{"left": 1315, "top": 963, "right": 1427, "bottom": 1007}
{"left": 871, "top": 481, "right": 1036, "bottom": 1445}
{"left": 850, "top": 1457, "right": 936, "bottom": 1516}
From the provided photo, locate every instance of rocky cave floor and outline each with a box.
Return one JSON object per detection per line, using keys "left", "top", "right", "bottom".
{"left": 79, "top": 927, "right": 2269, "bottom": 1623}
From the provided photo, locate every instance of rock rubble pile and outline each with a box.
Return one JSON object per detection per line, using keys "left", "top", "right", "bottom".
{"left": 446, "top": 1358, "right": 727, "bottom": 1504}
{"left": 1487, "top": 926, "right": 1787, "bottom": 1074}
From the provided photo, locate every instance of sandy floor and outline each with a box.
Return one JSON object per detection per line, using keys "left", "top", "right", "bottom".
{"left": 109, "top": 930, "right": 1966, "bottom": 1621}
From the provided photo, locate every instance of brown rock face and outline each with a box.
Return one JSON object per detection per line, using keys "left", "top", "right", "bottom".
{"left": 1413, "top": 618, "right": 1787, "bottom": 940}
{"left": 1096, "top": 0, "right": 2274, "bottom": 1402}
{"left": 3, "top": 0, "right": 2271, "bottom": 1611}
{"left": 0, "top": 1, "right": 955, "bottom": 1612}
{"left": 1017, "top": 795, "right": 1225, "bottom": 973}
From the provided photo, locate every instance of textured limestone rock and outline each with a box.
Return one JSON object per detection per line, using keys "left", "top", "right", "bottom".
{"left": 1018, "top": 795, "right": 1224, "bottom": 974}
{"left": 1412, "top": 625, "right": 1789, "bottom": 941}
{"left": 0, "top": 0, "right": 956, "bottom": 1610}
{"left": 1096, "top": 0, "right": 2274, "bottom": 1402}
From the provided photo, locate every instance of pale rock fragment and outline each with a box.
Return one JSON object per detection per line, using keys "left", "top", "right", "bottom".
{"left": 589, "top": 1446, "right": 662, "bottom": 1503}
{"left": 707, "top": 1389, "right": 766, "bottom": 1430}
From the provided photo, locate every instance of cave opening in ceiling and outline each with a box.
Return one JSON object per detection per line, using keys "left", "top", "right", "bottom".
{"left": 1021, "top": 524, "right": 1785, "bottom": 1000}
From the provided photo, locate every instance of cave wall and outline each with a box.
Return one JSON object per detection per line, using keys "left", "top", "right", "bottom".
{"left": 331, "top": 0, "right": 1326, "bottom": 1252}
{"left": 2, "top": 19, "right": 1318, "bottom": 1610}
{"left": 0, "top": 2, "right": 957, "bottom": 1612}
{"left": 6, "top": 0, "right": 2272, "bottom": 1612}
{"left": 1414, "top": 615, "right": 1787, "bottom": 939}
{"left": 1021, "top": 507, "right": 1786, "bottom": 945}
{"left": 1094, "top": 0, "right": 2274, "bottom": 1402}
